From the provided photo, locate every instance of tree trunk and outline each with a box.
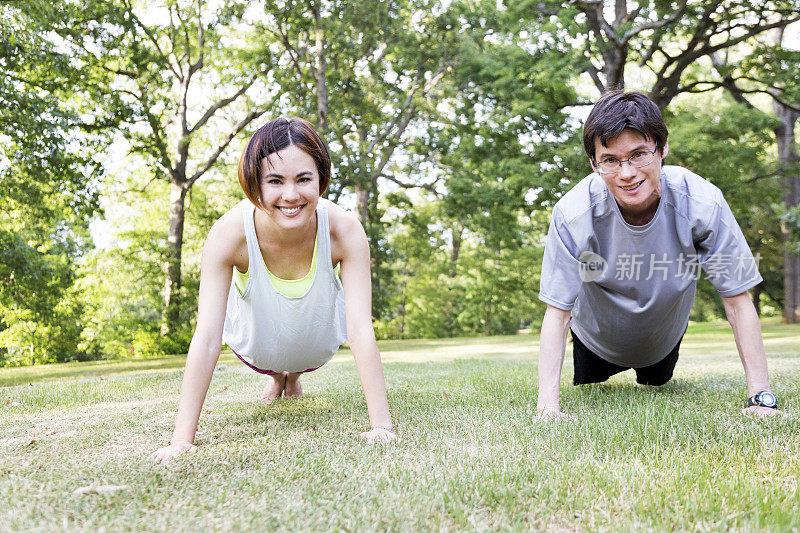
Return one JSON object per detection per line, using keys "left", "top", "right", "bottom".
{"left": 484, "top": 296, "right": 492, "bottom": 336}
{"left": 310, "top": 2, "right": 328, "bottom": 132}
{"left": 354, "top": 179, "right": 383, "bottom": 319}
{"left": 354, "top": 181, "right": 370, "bottom": 225}
{"left": 603, "top": 47, "right": 626, "bottom": 90}
{"left": 607, "top": 0, "right": 628, "bottom": 89}
{"left": 773, "top": 100, "right": 800, "bottom": 323}
{"left": 752, "top": 284, "right": 762, "bottom": 317}
{"left": 440, "top": 224, "right": 463, "bottom": 337}
{"left": 450, "top": 224, "right": 462, "bottom": 277}
{"left": 313, "top": 17, "right": 328, "bottom": 132}
{"left": 162, "top": 179, "right": 188, "bottom": 334}
{"left": 398, "top": 276, "right": 407, "bottom": 339}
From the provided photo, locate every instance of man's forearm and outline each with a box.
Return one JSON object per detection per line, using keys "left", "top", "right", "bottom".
{"left": 723, "top": 292, "right": 770, "bottom": 396}
{"left": 537, "top": 307, "right": 571, "bottom": 412}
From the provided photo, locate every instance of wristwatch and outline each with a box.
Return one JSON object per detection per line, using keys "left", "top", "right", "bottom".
{"left": 746, "top": 391, "right": 778, "bottom": 409}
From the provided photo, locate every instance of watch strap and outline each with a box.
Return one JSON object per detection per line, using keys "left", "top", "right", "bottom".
{"left": 747, "top": 391, "right": 777, "bottom": 409}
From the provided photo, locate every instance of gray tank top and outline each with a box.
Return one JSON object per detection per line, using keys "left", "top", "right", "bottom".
{"left": 222, "top": 199, "right": 347, "bottom": 373}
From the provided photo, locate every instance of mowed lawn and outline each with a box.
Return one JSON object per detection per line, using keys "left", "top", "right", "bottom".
{"left": 1, "top": 320, "right": 799, "bottom": 531}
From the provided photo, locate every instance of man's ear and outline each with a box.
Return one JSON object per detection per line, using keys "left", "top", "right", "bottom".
{"left": 660, "top": 141, "right": 669, "bottom": 159}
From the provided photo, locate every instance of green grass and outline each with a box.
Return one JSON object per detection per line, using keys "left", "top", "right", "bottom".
{"left": 1, "top": 319, "right": 799, "bottom": 531}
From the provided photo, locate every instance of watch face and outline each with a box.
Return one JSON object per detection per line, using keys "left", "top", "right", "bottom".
{"left": 757, "top": 391, "right": 777, "bottom": 408}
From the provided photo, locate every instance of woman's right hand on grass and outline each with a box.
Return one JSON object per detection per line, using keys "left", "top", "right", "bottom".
{"left": 537, "top": 407, "right": 571, "bottom": 422}
{"left": 360, "top": 426, "right": 396, "bottom": 443}
{"left": 150, "top": 441, "right": 197, "bottom": 464}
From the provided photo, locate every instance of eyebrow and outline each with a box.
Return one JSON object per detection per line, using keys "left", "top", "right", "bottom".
{"left": 597, "top": 144, "right": 650, "bottom": 159}
{"left": 264, "top": 170, "right": 314, "bottom": 178}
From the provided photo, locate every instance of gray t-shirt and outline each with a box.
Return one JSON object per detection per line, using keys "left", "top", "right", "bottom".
{"left": 538, "top": 165, "right": 762, "bottom": 367}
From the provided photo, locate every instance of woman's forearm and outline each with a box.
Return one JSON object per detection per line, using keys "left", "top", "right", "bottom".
{"left": 348, "top": 330, "right": 392, "bottom": 428}
{"left": 171, "top": 341, "right": 220, "bottom": 444}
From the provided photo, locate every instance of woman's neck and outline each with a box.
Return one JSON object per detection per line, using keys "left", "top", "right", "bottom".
{"left": 256, "top": 209, "right": 317, "bottom": 248}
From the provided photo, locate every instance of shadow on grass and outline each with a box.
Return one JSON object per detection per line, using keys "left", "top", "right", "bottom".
{"left": 575, "top": 379, "right": 699, "bottom": 396}
{"left": 220, "top": 393, "right": 352, "bottom": 427}
{"left": 568, "top": 379, "right": 726, "bottom": 414}
{"left": 193, "top": 392, "right": 366, "bottom": 451}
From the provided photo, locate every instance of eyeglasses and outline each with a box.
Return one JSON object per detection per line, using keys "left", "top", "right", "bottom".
{"left": 594, "top": 149, "right": 658, "bottom": 175}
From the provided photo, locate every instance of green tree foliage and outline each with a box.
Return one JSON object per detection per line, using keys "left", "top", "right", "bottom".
{"left": 710, "top": 26, "right": 800, "bottom": 322}
{"left": 3, "top": 0, "right": 798, "bottom": 364}
{"left": 376, "top": 195, "right": 546, "bottom": 339}
{"left": 0, "top": 1, "right": 101, "bottom": 365}
{"left": 666, "top": 97, "right": 783, "bottom": 317}
{"left": 514, "top": 0, "right": 800, "bottom": 321}
{"left": 49, "top": 0, "right": 271, "bottom": 339}
{"left": 370, "top": 2, "right": 579, "bottom": 337}
{"left": 256, "top": 0, "right": 468, "bottom": 316}
{"left": 76, "top": 162, "right": 239, "bottom": 359}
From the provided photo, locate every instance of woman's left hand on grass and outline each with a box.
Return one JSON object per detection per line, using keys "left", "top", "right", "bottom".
{"left": 360, "top": 426, "right": 396, "bottom": 443}
{"left": 150, "top": 441, "right": 197, "bottom": 464}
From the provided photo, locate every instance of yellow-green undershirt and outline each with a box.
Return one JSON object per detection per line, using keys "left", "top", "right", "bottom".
{"left": 234, "top": 235, "right": 339, "bottom": 298}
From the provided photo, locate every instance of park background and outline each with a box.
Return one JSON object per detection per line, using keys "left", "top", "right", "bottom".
{"left": 3, "top": 2, "right": 800, "bottom": 531}
{"left": 1, "top": 0, "right": 799, "bottom": 366}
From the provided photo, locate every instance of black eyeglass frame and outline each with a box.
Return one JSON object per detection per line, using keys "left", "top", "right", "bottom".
{"left": 593, "top": 148, "right": 659, "bottom": 175}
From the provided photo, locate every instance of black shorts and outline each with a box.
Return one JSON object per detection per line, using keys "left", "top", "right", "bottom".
{"left": 571, "top": 329, "right": 683, "bottom": 386}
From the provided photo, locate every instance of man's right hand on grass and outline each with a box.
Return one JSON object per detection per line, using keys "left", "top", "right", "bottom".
{"left": 150, "top": 441, "right": 197, "bottom": 464}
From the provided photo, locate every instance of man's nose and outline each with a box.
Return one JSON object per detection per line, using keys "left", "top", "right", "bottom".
{"left": 619, "top": 159, "right": 637, "bottom": 179}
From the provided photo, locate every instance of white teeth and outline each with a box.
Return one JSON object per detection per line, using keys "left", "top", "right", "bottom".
{"left": 280, "top": 206, "right": 301, "bottom": 215}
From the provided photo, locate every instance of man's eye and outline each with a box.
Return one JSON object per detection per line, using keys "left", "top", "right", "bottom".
{"left": 601, "top": 158, "right": 619, "bottom": 165}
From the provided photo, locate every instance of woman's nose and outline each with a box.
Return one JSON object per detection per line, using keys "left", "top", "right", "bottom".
{"left": 282, "top": 183, "right": 300, "bottom": 201}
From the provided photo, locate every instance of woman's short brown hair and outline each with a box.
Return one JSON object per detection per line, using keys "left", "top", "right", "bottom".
{"left": 582, "top": 90, "right": 668, "bottom": 163}
{"left": 237, "top": 117, "right": 331, "bottom": 206}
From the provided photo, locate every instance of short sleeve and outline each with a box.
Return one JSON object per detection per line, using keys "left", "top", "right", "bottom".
{"left": 538, "top": 208, "right": 583, "bottom": 310}
{"left": 695, "top": 191, "right": 763, "bottom": 297}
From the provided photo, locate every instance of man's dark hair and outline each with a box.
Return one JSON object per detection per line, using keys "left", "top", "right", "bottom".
{"left": 582, "top": 90, "right": 668, "bottom": 163}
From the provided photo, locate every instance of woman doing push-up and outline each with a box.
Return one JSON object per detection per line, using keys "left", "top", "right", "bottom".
{"left": 151, "top": 118, "right": 395, "bottom": 463}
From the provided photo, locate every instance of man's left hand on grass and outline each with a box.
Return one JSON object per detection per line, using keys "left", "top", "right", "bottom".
{"left": 742, "top": 405, "right": 784, "bottom": 417}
